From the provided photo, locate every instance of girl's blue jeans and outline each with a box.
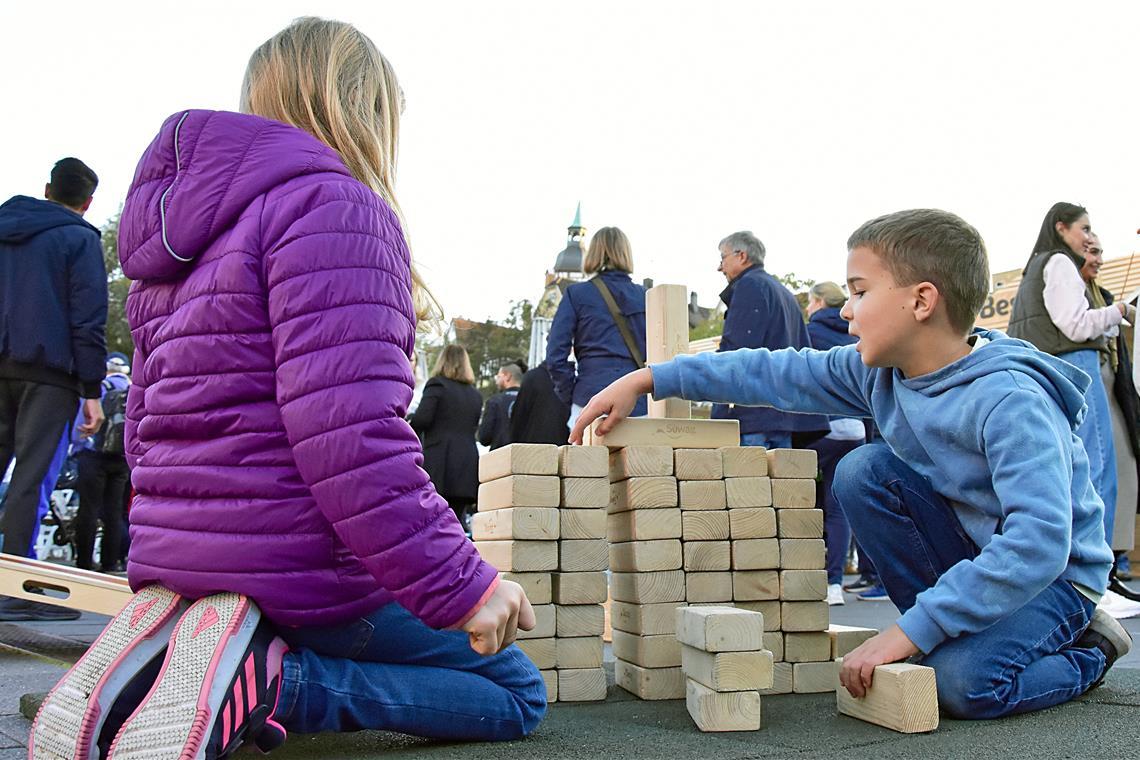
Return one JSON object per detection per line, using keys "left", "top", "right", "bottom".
{"left": 1058, "top": 349, "right": 1117, "bottom": 540}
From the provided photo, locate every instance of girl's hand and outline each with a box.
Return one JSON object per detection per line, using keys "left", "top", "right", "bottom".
{"left": 568, "top": 368, "right": 655, "bottom": 444}
{"left": 838, "top": 624, "right": 920, "bottom": 698}
{"left": 462, "top": 580, "right": 535, "bottom": 656}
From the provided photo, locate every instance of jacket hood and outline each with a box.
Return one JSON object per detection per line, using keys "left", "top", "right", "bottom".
{"left": 119, "top": 110, "right": 352, "bottom": 282}
{"left": 902, "top": 329, "right": 1091, "bottom": 430}
{"left": 0, "top": 195, "right": 98, "bottom": 244}
{"left": 809, "top": 307, "right": 849, "bottom": 334}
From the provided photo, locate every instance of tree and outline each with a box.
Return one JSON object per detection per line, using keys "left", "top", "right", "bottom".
{"left": 100, "top": 210, "right": 134, "bottom": 357}
{"left": 452, "top": 299, "right": 533, "bottom": 398}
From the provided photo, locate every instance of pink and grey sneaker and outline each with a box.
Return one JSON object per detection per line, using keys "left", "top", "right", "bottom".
{"left": 28, "top": 584, "right": 186, "bottom": 760}
{"left": 108, "top": 592, "right": 289, "bottom": 760}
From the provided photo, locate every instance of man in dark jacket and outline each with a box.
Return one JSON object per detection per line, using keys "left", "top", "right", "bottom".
{"left": 0, "top": 158, "right": 107, "bottom": 621}
{"left": 478, "top": 363, "right": 522, "bottom": 450}
{"left": 713, "top": 231, "right": 827, "bottom": 448}
{"left": 510, "top": 363, "right": 571, "bottom": 445}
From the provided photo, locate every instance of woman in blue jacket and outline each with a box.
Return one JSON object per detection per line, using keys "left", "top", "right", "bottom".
{"left": 545, "top": 227, "right": 647, "bottom": 430}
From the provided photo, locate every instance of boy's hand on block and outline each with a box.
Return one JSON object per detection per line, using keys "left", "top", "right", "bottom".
{"left": 569, "top": 368, "right": 656, "bottom": 444}
{"left": 463, "top": 580, "right": 536, "bottom": 656}
{"left": 838, "top": 624, "right": 920, "bottom": 698}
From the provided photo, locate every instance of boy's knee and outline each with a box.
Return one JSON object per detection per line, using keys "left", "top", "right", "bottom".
{"left": 831, "top": 444, "right": 891, "bottom": 510}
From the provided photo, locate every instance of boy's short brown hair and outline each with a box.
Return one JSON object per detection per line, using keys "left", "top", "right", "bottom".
{"left": 847, "top": 209, "right": 990, "bottom": 334}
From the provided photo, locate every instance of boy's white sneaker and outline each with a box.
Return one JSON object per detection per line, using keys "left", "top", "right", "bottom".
{"left": 827, "top": 583, "right": 845, "bottom": 606}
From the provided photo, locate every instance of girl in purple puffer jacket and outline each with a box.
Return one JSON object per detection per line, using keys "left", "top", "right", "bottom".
{"left": 31, "top": 18, "right": 545, "bottom": 760}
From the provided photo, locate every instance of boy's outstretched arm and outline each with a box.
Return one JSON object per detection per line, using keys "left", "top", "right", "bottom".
{"left": 569, "top": 367, "right": 654, "bottom": 443}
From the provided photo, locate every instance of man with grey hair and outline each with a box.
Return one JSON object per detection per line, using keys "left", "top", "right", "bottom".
{"left": 714, "top": 231, "right": 828, "bottom": 448}
{"left": 478, "top": 362, "right": 523, "bottom": 450}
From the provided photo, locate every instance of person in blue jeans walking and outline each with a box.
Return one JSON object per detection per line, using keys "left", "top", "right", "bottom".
{"left": 572, "top": 208, "right": 1133, "bottom": 719}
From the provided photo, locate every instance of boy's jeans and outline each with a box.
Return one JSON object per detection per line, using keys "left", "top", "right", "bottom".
{"left": 273, "top": 602, "right": 547, "bottom": 740}
{"left": 834, "top": 443, "right": 1105, "bottom": 719}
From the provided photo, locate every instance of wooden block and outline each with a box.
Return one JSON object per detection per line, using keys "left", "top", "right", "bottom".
{"left": 675, "top": 605, "right": 763, "bottom": 652}
{"left": 586, "top": 417, "right": 740, "bottom": 449}
{"left": 616, "top": 659, "right": 686, "bottom": 700}
{"left": 478, "top": 475, "right": 560, "bottom": 511}
{"left": 735, "top": 600, "right": 780, "bottom": 631}
{"left": 779, "top": 539, "right": 826, "bottom": 570}
{"left": 471, "top": 508, "right": 559, "bottom": 541}
{"left": 725, "top": 477, "right": 772, "bottom": 508}
{"left": 561, "top": 477, "right": 610, "bottom": 508}
{"left": 556, "top": 604, "right": 605, "bottom": 637}
{"left": 558, "top": 667, "right": 608, "bottom": 702}
{"left": 828, "top": 624, "right": 879, "bottom": 659}
{"left": 764, "top": 631, "right": 784, "bottom": 662}
{"left": 732, "top": 570, "right": 780, "bottom": 601}
{"left": 686, "top": 679, "right": 762, "bottom": 732}
{"left": 781, "top": 601, "right": 829, "bottom": 632}
{"left": 784, "top": 632, "right": 832, "bottom": 663}
{"left": 679, "top": 480, "right": 727, "bottom": 510}
{"left": 611, "top": 600, "right": 686, "bottom": 635}
{"left": 518, "top": 604, "right": 555, "bottom": 639}
{"left": 610, "top": 570, "right": 686, "bottom": 603}
{"left": 558, "top": 445, "right": 608, "bottom": 477}
{"left": 561, "top": 508, "right": 607, "bottom": 540}
{"left": 609, "top": 446, "right": 673, "bottom": 479}
{"left": 611, "top": 630, "right": 682, "bottom": 668}
{"left": 766, "top": 448, "right": 818, "bottom": 479}
{"left": 682, "top": 511, "right": 730, "bottom": 541}
{"left": 771, "top": 479, "right": 816, "bottom": 508}
{"left": 780, "top": 569, "right": 827, "bottom": 601}
{"left": 683, "top": 541, "right": 731, "bottom": 572}
{"left": 794, "top": 661, "right": 839, "bottom": 693}
{"left": 835, "top": 660, "right": 939, "bottom": 733}
{"left": 515, "top": 637, "right": 556, "bottom": 669}
{"left": 674, "top": 448, "right": 723, "bottom": 480}
{"left": 552, "top": 571, "right": 608, "bottom": 604}
{"left": 686, "top": 572, "right": 733, "bottom": 603}
{"left": 541, "top": 669, "right": 557, "bottom": 702}
{"left": 609, "top": 477, "right": 678, "bottom": 512}
{"left": 777, "top": 508, "right": 824, "bottom": 538}
{"left": 479, "top": 443, "right": 558, "bottom": 482}
{"left": 757, "top": 661, "right": 793, "bottom": 695}
{"left": 646, "top": 283, "right": 692, "bottom": 419}
{"left": 500, "top": 572, "right": 551, "bottom": 605}
{"left": 608, "top": 508, "right": 681, "bottom": 542}
{"left": 610, "top": 540, "right": 682, "bottom": 572}
{"left": 720, "top": 446, "right": 767, "bottom": 477}
{"left": 560, "top": 539, "right": 609, "bottom": 572}
{"left": 732, "top": 538, "right": 780, "bottom": 570}
{"left": 474, "top": 540, "right": 557, "bottom": 572}
{"left": 681, "top": 645, "right": 774, "bottom": 692}
{"left": 728, "top": 507, "right": 776, "bottom": 539}
{"left": 556, "top": 636, "right": 604, "bottom": 669}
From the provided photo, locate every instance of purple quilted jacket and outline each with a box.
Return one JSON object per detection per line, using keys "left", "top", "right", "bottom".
{"left": 118, "top": 110, "right": 497, "bottom": 628}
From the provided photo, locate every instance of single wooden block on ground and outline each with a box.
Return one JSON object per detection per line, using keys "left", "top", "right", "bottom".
{"left": 608, "top": 508, "right": 682, "bottom": 542}
{"left": 686, "top": 679, "right": 762, "bottom": 732}
{"left": 479, "top": 443, "right": 558, "bottom": 482}
{"left": 610, "top": 539, "right": 683, "bottom": 572}
{"left": 683, "top": 541, "right": 732, "bottom": 572}
{"left": 781, "top": 601, "right": 830, "bottom": 632}
{"left": 556, "top": 636, "right": 604, "bottom": 669}
{"left": 681, "top": 645, "right": 775, "bottom": 691}
{"left": 675, "top": 448, "right": 724, "bottom": 480}
{"left": 558, "top": 667, "right": 608, "bottom": 702}
{"left": 784, "top": 631, "right": 832, "bottom": 663}
{"left": 474, "top": 540, "right": 558, "bottom": 572}
{"left": 610, "top": 570, "right": 686, "bottom": 603}
{"left": 500, "top": 572, "right": 551, "bottom": 605}
{"left": 472, "top": 508, "right": 559, "bottom": 541}
{"left": 771, "top": 479, "right": 816, "bottom": 509}
{"left": 732, "top": 570, "right": 780, "bottom": 601}
{"left": 541, "top": 669, "right": 557, "bottom": 702}
{"left": 611, "top": 630, "right": 682, "bottom": 668}
{"left": 794, "top": 661, "right": 839, "bottom": 693}
{"left": 763, "top": 631, "right": 784, "bottom": 662}
{"left": 610, "top": 477, "right": 679, "bottom": 512}
{"left": 735, "top": 601, "right": 780, "bottom": 631}
{"left": 586, "top": 417, "right": 740, "bottom": 449}
{"left": 728, "top": 507, "right": 776, "bottom": 539}
{"left": 552, "top": 571, "right": 608, "bottom": 604}
{"left": 686, "top": 571, "right": 733, "bottom": 603}
{"left": 515, "top": 637, "right": 556, "bottom": 669}
{"left": 725, "top": 477, "right": 773, "bottom": 508}
{"left": 679, "top": 480, "right": 727, "bottom": 510}
{"left": 682, "top": 510, "right": 730, "bottom": 541}
{"left": 561, "top": 477, "right": 610, "bottom": 508}
{"left": 780, "top": 569, "right": 827, "bottom": 601}
{"left": 556, "top": 603, "right": 605, "bottom": 637}
{"left": 834, "top": 660, "right": 939, "bottom": 733}
{"left": 611, "top": 600, "right": 687, "bottom": 636}
{"left": 616, "top": 660, "right": 686, "bottom": 700}
{"left": 560, "top": 508, "right": 606, "bottom": 540}
{"left": 757, "top": 661, "right": 794, "bottom": 695}
{"left": 560, "top": 539, "right": 609, "bottom": 572}
{"left": 609, "top": 446, "right": 673, "bottom": 479}
{"left": 779, "top": 539, "right": 826, "bottom": 570}
{"left": 766, "top": 448, "right": 818, "bottom": 479}
{"left": 721, "top": 446, "right": 767, "bottom": 477}
{"left": 478, "top": 475, "right": 560, "bottom": 511}
{"left": 777, "top": 508, "right": 824, "bottom": 538}
{"left": 518, "top": 604, "right": 556, "bottom": 639}
{"left": 828, "top": 624, "right": 879, "bottom": 659}
{"left": 732, "top": 538, "right": 780, "bottom": 570}
{"left": 558, "top": 445, "right": 608, "bottom": 477}
{"left": 675, "top": 605, "right": 763, "bottom": 652}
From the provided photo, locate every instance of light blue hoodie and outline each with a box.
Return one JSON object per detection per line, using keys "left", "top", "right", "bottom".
{"left": 651, "top": 329, "right": 1113, "bottom": 653}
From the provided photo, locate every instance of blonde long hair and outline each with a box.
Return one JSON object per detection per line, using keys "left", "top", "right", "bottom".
{"left": 584, "top": 227, "right": 634, "bottom": 274}
{"left": 433, "top": 344, "right": 475, "bottom": 384}
{"left": 241, "top": 17, "right": 438, "bottom": 323}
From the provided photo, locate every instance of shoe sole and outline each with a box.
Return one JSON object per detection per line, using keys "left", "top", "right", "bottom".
{"left": 857, "top": 596, "right": 892, "bottom": 602}
{"left": 108, "top": 593, "right": 260, "bottom": 760}
{"left": 1088, "top": 607, "right": 1134, "bottom": 660}
{"left": 28, "top": 585, "right": 184, "bottom": 760}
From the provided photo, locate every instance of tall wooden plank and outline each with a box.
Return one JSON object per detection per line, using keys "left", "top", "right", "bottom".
{"left": 645, "top": 284, "right": 692, "bottom": 419}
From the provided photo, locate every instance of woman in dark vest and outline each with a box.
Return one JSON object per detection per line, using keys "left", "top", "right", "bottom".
{"left": 1008, "top": 202, "right": 1135, "bottom": 546}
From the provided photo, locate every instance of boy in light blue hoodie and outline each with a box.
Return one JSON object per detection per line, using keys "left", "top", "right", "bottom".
{"left": 571, "top": 209, "right": 1132, "bottom": 719}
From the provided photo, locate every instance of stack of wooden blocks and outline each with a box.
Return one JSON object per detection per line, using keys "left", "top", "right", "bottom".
{"left": 472, "top": 443, "right": 611, "bottom": 704}
{"left": 677, "top": 605, "right": 772, "bottom": 731}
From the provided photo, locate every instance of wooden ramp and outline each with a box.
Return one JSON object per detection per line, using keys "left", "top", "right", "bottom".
{"left": 0, "top": 553, "right": 132, "bottom": 616}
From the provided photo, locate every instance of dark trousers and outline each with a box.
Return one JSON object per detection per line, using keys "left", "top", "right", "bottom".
{"left": 75, "top": 451, "right": 130, "bottom": 570}
{"left": 807, "top": 436, "right": 862, "bottom": 584}
{"left": 0, "top": 379, "right": 78, "bottom": 557}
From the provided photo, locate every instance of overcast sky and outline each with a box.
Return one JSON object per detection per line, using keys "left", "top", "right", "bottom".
{"left": 2, "top": 1, "right": 1137, "bottom": 322}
